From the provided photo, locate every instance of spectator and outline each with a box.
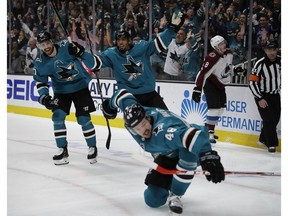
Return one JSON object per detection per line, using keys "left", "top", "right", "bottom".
{"left": 210, "top": 2, "right": 229, "bottom": 42}
{"left": 16, "top": 29, "right": 28, "bottom": 53}
{"left": 12, "top": 0, "right": 24, "bottom": 19}
{"left": 10, "top": 39, "right": 25, "bottom": 74}
{"left": 113, "top": 12, "right": 124, "bottom": 39}
{"left": 150, "top": 24, "right": 167, "bottom": 79}
{"left": 122, "top": 17, "right": 139, "bottom": 40}
{"left": 24, "top": 37, "right": 39, "bottom": 75}
{"left": 182, "top": 6, "right": 202, "bottom": 34}
{"left": 229, "top": 31, "right": 247, "bottom": 65}
{"left": 163, "top": 28, "right": 192, "bottom": 80}
{"left": 249, "top": 40, "right": 281, "bottom": 153}
{"left": 95, "top": 14, "right": 113, "bottom": 52}
{"left": 254, "top": 13, "right": 273, "bottom": 57}
{"left": 183, "top": 24, "right": 202, "bottom": 81}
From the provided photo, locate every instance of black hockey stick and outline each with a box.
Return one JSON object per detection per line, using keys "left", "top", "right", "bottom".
{"left": 50, "top": 0, "right": 110, "bottom": 147}
{"left": 50, "top": 0, "right": 94, "bottom": 77}
{"left": 84, "top": 24, "right": 112, "bottom": 149}
{"left": 50, "top": 0, "right": 71, "bottom": 42}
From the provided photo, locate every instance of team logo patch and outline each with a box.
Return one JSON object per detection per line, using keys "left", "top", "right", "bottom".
{"left": 123, "top": 55, "right": 144, "bottom": 81}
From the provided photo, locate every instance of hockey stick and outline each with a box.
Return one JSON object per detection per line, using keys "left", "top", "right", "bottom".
{"left": 50, "top": 0, "right": 94, "bottom": 77}
{"left": 50, "top": 0, "right": 71, "bottom": 43}
{"left": 84, "top": 24, "right": 112, "bottom": 149}
{"left": 132, "top": 153, "right": 281, "bottom": 176}
{"left": 50, "top": 0, "right": 111, "bottom": 148}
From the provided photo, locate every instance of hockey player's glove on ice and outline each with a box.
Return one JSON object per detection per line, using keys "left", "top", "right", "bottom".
{"left": 102, "top": 99, "right": 117, "bottom": 119}
{"left": 192, "top": 86, "right": 201, "bottom": 103}
{"left": 200, "top": 150, "right": 225, "bottom": 184}
{"left": 168, "top": 10, "right": 186, "bottom": 32}
{"left": 68, "top": 42, "right": 84, "bottom": 57}
{"left": 39, "top": 95, "right": 59, "bottom": 110}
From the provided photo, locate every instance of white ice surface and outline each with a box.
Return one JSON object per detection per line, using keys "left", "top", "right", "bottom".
{"left": 7, "top": 113, "right": 281, "bottom": 216}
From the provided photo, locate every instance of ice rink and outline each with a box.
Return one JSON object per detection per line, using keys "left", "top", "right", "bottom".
{"left": 7, "top": 113, "right": 282, "bottom": 216}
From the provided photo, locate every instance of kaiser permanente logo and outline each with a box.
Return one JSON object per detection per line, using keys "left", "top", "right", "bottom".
{"left": 180, "top": 90, "right": 208, "bottom": 126}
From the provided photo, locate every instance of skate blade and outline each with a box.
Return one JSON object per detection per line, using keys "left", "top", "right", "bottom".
{"left": 54, "top": 158, "right": 69, "bottom": 166}
{"left": 89, "top": 158, "right": 97, "bottom": 164}
{"left": 169, "top": 210, "right": 182, "bottom": 216}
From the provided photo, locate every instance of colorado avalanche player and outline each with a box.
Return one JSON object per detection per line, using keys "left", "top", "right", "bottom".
{"left": 102, "top": 89, "right": 225, "bottom": 215}
{"left": 192, "top": 35, "right": 233, "bottom": 144}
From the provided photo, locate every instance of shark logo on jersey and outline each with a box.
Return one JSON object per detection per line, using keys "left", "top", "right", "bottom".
{"left": 123, "top": 55, "right": 143, "bottom": 81}
{"left": 153, "top": 123, "right": 164, "bottom": 136}
{"left": 55, "top": 60, "right": 79, "bottom": 81}
{"left": 180, "top": 90, "right": 208, "bottom": 125}
{"left": 170, "top": 51, "right": 181, "bottom": 62}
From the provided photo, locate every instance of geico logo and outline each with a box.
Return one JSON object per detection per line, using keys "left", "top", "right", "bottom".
{"left": 7, "top": 79, "right": 40, "bottom": 101}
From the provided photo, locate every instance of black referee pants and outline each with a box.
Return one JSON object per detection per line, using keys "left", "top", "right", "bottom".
{"left": 256, "top": 93, "right": 281, "bottom": 147}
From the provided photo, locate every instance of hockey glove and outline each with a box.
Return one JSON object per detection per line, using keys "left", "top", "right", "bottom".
{"left": 168, "top": 11, "right": 186, "bottom": 32}
{"left": 68, "top": 42, "right": 84, "bottom": 57}
{"left": 233, "top": 66, "right": 247, "bottom": 77}
{"left": 39, "top": 95, "right": 59, "bottom": 110}
{"left": 102, "top": 99, "right": 117, "bottom": 119}
{"left": 200, "top": 150, "right": 225, "bottom": 184}
{"left": 192, "top": 86, "right": 201, "bottom": 103}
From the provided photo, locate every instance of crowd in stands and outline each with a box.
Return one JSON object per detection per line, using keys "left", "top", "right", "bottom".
{"left": 7, "top": 0, "right": 281, "bottom": 82}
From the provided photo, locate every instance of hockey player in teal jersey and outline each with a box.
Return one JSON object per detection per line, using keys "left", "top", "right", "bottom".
{"left": 102, "top": 89, "right": 225, "bottom": 215}
{"left": 99, "top": 10, "right": 185, "bottom": 110}
{"left": 33, "top": 31, "right": 102, "bottom": 165}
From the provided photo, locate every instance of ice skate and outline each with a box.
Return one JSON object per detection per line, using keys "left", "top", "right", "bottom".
{"left": 53, "top": 146, "right": 69, "bottom": 165}
{"left": 257, "top": 141, "right": 276, "bottom": 153}
{"left": 168, "top": 193, "right": 183, "bottom": 215}
{"left": 268, "top": 146, "right": 276, "bottom": 153}
{"left": 87, "top": 146, "right": 97, "bottom": 164}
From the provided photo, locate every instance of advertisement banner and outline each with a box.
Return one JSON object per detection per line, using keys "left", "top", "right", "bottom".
{"left": 7, "top": 75, "right": 281, "bottom": 137}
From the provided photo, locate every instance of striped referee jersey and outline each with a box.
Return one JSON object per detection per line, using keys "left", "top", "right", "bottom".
{"left": 249, "top": 55, "right": 281, "bottom": 100}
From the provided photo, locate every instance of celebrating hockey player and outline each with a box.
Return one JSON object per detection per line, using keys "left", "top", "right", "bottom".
{"left": 99, "top": 10, "right": 185, "bottom": 110}
{"left": 102, "top": 89, "right": 225, "bottom": 215}
{"left": 33, "top": 31, "right": 102, "bottom": 165}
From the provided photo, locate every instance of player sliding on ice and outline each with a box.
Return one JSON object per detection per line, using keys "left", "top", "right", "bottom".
{"left": 102, "top": 89, "right": 225, "bottom": 215}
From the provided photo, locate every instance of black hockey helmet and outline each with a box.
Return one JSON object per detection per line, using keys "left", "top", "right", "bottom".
{"left": 116, "top": 30, "right": 131, "bottom": 40}
{"left": 37, "top": 31, "right": 52, "bottom": 43}
{"left": 123, "top": 104, "right": 146, "bottom": 128}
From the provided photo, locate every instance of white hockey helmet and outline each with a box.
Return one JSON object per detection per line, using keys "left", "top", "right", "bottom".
{"left": 210, "top": 35, "right": 225, "bottom": 50}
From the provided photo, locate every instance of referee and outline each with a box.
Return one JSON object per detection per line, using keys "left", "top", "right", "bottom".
{"left": 249, "top": 40, "right": 281, "bottom": 153}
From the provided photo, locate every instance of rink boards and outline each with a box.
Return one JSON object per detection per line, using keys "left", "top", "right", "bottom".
{"left": 7, "top": 75, "right": 281, "bottom": 151}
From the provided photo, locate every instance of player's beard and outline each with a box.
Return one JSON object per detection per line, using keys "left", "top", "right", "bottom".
{"left": 44, "top": 45, "right": 55, "bottom": 56}
{"left": 117, "top": 44, "right": 129, "bottom": 53}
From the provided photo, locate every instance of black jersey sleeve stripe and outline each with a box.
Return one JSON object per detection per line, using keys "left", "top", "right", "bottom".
{"left": 182, "top": 127, "right": 200, "bottom": 151}
{"left": 155, "top": 37, "right": 167, "bottom": 53}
